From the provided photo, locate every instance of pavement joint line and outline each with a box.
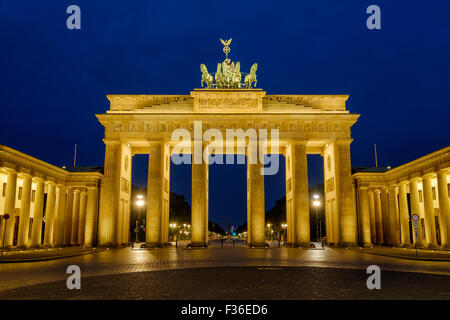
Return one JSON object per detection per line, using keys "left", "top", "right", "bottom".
{"left": 0, "top": 249, "right": 107, "bottom": 264}
{"left": 353, "top": 249, "right": 450, "bottom": 262}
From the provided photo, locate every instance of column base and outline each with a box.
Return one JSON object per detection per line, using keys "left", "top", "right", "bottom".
{"left": 143, "top": 242, "right": 163, "bottom": 249}
{"left": 362, "top": 242, "right": 373, "bottom": 247}
{"left": 440, "top": 244, "right": 450, "bottom": 250}
{"left": 424, "top": 243, "right": 439, "bottom": 250}
{"left": 249, "top": 242, "right": 268, "bottom": 248}
{"left": 341, "top": 242, "right": 358, "bottom": 248}
{"left": 187, "top": 242, "right": 207, "bottom": 248}
{"left": 295, "top": 242, "right": 311, "bottom": 248}
{"left": 400, "top": 243, "right": 412, "bottom": 248}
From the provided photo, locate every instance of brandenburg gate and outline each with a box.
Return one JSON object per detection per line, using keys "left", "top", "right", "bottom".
{"left": 96, "top": 39, "right": 360, "bottom": 248}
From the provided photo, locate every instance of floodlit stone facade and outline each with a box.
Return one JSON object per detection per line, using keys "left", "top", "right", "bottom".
{"left": 96, "top": 89, "right": 360, "bottom": 247}
{"left": 353, "top": 147, "right": 450, "bottom": 249}
{"left": 0, "top": 145, "right": 102, "bottom": 248}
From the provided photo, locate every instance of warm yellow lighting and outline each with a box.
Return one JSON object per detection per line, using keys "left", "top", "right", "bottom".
{"left": 313, "top": 200, "right": 321, "bottom": 207}
{"left": 183, "top": 223, "right": 186, "bottom": 227}
{"left": 137, "top": 194, "right": 144, "bottom": 200}
{"left": 267, "top": 223, "right": 271, "bottom": 228}
{"left": 136, "top": 199, "right": 144, "bottom": 207}
{"left": 313, "top": 194, "right": 320, "bottom": 200}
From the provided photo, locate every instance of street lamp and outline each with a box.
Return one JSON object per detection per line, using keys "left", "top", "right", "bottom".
{"left": 312, "top": 195, "right": 321, "bottom": 241}
{"left": 135, "top": 195, "right": 145, "bottom": 242}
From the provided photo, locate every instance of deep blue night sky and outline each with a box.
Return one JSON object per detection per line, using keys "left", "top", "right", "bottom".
{"left": 1, "top": 1, "right": 449, "bottom": 226}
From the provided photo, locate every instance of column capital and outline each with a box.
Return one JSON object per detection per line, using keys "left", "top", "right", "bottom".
{"left": 18, "top": 171, "right": 32, "bottom": 179}
{"left": 32, "top": 176, "right": 45, "bottom": 183}
{"left": 3, "top": 166, "right": 17, "bottom": 174}
{"left": 398, "top": 180, "right": 409, "bottom": 186}
{"left": 437, "top": 168, "right": 449, "bottom": 175}
{"left": 422, "top": 172, "right": 435, "bottom": 179}
{"left": 409, "top": 176, "right": 421, "bottom": 183}
{"left": 103, "top": 139, "right": 121, "bottom": 145}
{"left": 292, "top": 140, "right": 308, "bottom": 146}
{"left": 73, "top": 189, "right": 81, "bottom": 194}
{"left": 335, "top": 139, "right": 353, "bottom": 145}
{"left": 46, "top": 180, "right": 56, "bottom": 186}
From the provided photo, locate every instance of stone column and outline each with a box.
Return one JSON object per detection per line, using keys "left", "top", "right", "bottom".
{"left": 3, "top": 168, "right": 17, "bottom": 247}
{"left": 437, "top": 170, "right": 450, "bottom": 248}
{"left": 78, "top": 191, "right": 87, "bottom": 245}
{"left": 53, "top": 184, "right": 66, "bottom": 246}
{"left": 293, "top": 141, "right": 309, "bottom": 247}
{"left": 43, "top": 182, "right": 56, "bottom": 247}
{"left": 380, "top": 188, "right": 390, "bottom": 245}
{"left": 374, "top": 190, "right": 384, "bottom": 245}
{"left": 190, "top": 141, "right": 208, "bottom": 247}
{"left": 63, "top": 188, "right": 74, "bottom": 245}
{"left": 388, "top": 185, "right": 400, "bottom": 246}
{"left": 336, "top": 141, "right": 357, "bottom": 246}
{"left": 146, "top": 142, "right": 163, "bottom": 247}
{"left": 71, "top": 190, "right": 81, "bottom": 246}
{"left": 368, "top": 190, "right": 376, "bottom": 244}
{"left": 31, "top": 178, "right": 45, "bottom": 247}
{"left": 247, "top": 141, "right": 265, "bottom": 248}
{"left": 84, "top": 186, "right": 99, "bottom": 247}
{"left": 422, "top": 174, "right": 438, "bottom": 248}
{"left": 358, "top": 187, "right": 372, "bottom": 246}
{"left": 409, "top": 177, "right": 424, "bottom": 247}
{"left": 98, "top": 141, "right": 120, "bottom": 246}
{"left": 17, "top": 173, "right": 32, "bottom": 247}
{"left": 398, "top": 182, "right": 411, "bottom": 247}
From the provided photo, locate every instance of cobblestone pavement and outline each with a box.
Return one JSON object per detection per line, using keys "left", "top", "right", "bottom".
{"left": 1, "top": 266, "right": 450, "bottom": 300}
{"left": 0, "top": 246, "right": 449, "bottom": 294}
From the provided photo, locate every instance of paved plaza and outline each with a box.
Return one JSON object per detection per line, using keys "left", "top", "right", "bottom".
{"left": 0, "top": 246, "right": 449, "bottom": 299}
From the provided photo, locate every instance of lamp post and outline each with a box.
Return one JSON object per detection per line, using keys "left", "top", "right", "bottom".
{"left": 136, "top": 195, "right": 145, "bottom": 242}
{"left": 313, "top": 194, "right": 321, "bottom": 242}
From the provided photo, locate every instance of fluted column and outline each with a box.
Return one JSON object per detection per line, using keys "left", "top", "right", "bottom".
{"left": 53, "top": 184, "right": 66, "bottom": 246}
{"left": 247, "top": 141, "right": 265, "bottom": 247}
{"left": 3, "top": 168, "right": 17, "bottom": 247}
{"left": 98, "top": 141, "right": 120, "bottom": 246}
{"left": 388, "top": 185, "right": 400, "bottom": 245}
{"left": 43, "top": 182, "right": 56, "bottom": 247}
{"left": 437, "top": 170, "right": 450, "bottom": 248}
{"left": 374, "top": 190, "right": 384, "bottom": 245}
{"left": 380, "top": 188, "right": 390, "bottom": 245}
{"left": 358, "top": 187, "right": 372, "bottom": 246}
{"left": 31, "top": 178, "right": 45, "bottom": 247}
{"left": 409, "top": 178, "right": 424, "bottom": 247}
{"left": 63, "top": 188, "right": 74, "bottom": 245}
{"left": 17, "top": 173, "right": 32, "bottom": 247}
{"left": 368, "top": 191, "right": 376, "bottom": 244}
{"left": 190, "top": 141, "right": 208, "bottom": 247}
{"left": 398, "top": 182, "right": 411, "bottom": 247}
{"left": 146, "top": 142, "right": 163, "bottom": 247}
{"left": 78, "top": 191, "right": 87, "bottom": 245}
{"left": 422, "top": 174, "right": 438, "bottom": 248}
{"left": 292, "top": 141, "right": 309, "bottom": 247}
{"left": 84, "top": 186, "right": 99, "bottom": 247}
{"left": 336, "top": 141, "right": 357, "bottom": 246}
{"left": 71, "top": 190, "right": 81, "bottom": 245}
